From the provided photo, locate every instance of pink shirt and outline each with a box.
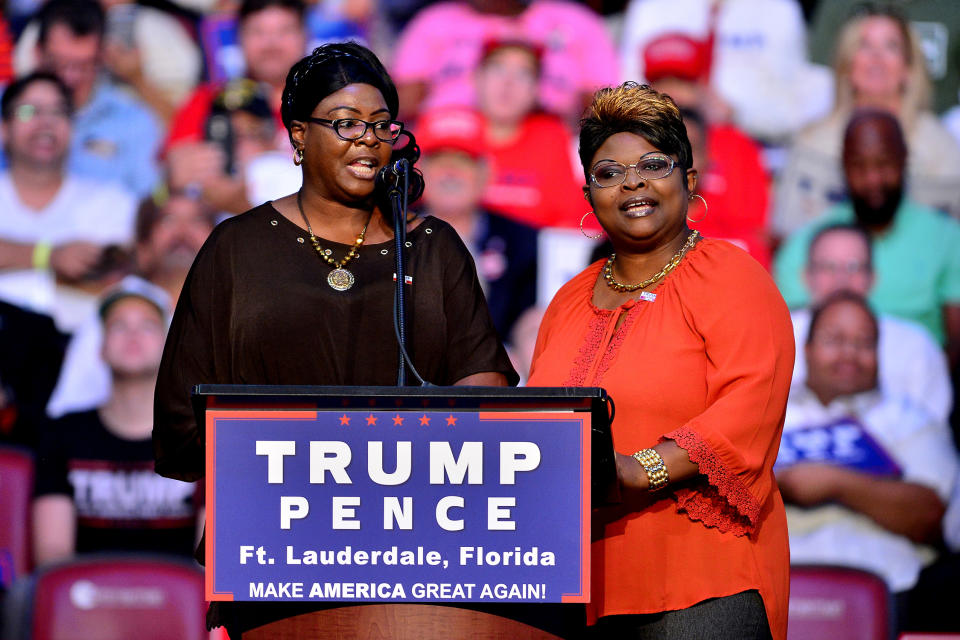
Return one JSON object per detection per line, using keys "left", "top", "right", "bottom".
{"left": 392, "top": 1, "right": 619, "bottom": 119}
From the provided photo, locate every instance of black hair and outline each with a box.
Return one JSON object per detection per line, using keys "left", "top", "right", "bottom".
{"left": 238, "top": 0, "right": 305, "bottom": 25}
{"left": 805, "top": 290, "right": 879, "bottom": 346}
{"left": 806, "top": 223, "right": 873, "bottom": 270}
{"left": 282, "top": 42, "right": 421, "bottom": 214}
{"left": 37, "top": 0, "right": 105, "bottom": 45}
{"left": 579, "top": 82, "right": 693, "bottom": 185}
{"left": 1, "top": 71, "right": 73, "bottom": 121}
{"left": 281, "top": 42, "right": 400, "bottom": 145}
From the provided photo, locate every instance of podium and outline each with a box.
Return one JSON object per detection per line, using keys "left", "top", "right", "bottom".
{"left": 243, "top": 604, "right": 569, "bottom": 639}
{"left": 195, "top": 385, "right": 613, "bottom": 639}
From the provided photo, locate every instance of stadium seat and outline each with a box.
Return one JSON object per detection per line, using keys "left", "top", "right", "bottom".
{"left": 3, "top": 554, "right": 206, "bottom": 640}
{"left": 0, "top": 445, "right": 33, "bottom": 588}
{"left": 788, "top": 565, "right": 891, "bottom": 640}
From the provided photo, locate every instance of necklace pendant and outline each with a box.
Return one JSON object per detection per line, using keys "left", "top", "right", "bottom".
{"left": 327, "top": 267, "right": 355, "bottom": 291}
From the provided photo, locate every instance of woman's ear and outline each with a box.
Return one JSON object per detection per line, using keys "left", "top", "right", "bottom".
{"left": 290, "top": 121, "right": 306, "bottom": 149}
{"left": 685, "top": 168, "right": 698, "bottom": 193}
{"left": 582, "top": 184, "right": 592, "bottom": 208}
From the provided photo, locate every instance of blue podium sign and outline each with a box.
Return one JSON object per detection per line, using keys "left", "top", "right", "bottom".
{"left": 205, "top": 409, "right": 591, "bottom": 603}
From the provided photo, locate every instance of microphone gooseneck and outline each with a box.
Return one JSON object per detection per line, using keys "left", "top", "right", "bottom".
{"left": 386, "top": 154, "right": 431, "bottom": 387}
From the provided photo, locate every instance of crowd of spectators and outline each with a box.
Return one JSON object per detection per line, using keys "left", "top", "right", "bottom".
{"left": 0, "top": 0, "right": 959, "bottom": 635}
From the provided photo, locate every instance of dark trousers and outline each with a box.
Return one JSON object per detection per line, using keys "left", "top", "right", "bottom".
{"left": 587, "top": 590, "right": 772, "bottom": 640}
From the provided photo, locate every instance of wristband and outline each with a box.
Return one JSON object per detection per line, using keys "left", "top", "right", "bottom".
{"left": 32, "top": 242, "right": 52, "bottom": 270}
{"left": 632, "top": 448, "right": 669, "bottom": 491}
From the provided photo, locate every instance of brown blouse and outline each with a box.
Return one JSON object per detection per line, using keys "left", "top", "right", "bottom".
{"left": 153, "top": 203, "right": 517, "bottom": 483}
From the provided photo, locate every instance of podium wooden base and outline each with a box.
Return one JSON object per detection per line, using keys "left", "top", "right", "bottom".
{"left": 243, "top": 604, "right": 566, "bottom": 639}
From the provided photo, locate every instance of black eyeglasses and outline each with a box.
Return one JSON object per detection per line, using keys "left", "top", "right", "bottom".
{"left": 306, "top": 117, "right": 404, "bottom": 142}
{"left": 589, "top": 153, "right": 676, "bottom": 188}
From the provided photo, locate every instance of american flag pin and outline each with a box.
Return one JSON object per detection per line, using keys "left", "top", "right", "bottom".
{"left": 639, "top": 292, "right": 657, "bottom": 302}
{"left": 392, "top": 274, "right": 414, "bottom": 284}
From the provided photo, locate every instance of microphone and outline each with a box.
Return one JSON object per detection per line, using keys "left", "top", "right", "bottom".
{"left": 373, "top": 130, "right": 424, "bottom": 221}
{"left": 387, "top": 158, "right": 409, "bottom": 177}
{"left": 377, "top": 158, "right": 409, "bottom": 194}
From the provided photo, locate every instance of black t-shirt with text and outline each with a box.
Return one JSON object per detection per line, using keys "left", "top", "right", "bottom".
{"left": 34, "top": 410, "right": 201, "bottom": 558}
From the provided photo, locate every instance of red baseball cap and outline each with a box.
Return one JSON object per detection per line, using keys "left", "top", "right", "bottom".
{"left": 415, "top": 108, "right": 486, "bottom": 158}
{"left": 643, "top": 33, "right": 711, "bottom": 83}
{"left": 479, "top": 34, "right": 545, "bottom": 66}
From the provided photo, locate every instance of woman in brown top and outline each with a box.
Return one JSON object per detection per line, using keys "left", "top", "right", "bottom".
{"left": 153, "top": 42, "right": 516, "bottom": 637}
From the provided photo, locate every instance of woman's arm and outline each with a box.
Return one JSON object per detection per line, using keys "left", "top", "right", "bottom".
{"left": 455, "top": 372, "right": 507, "bottom": 386}
{"left": 600, "top": 250, "right": 796, "bottom": 534}
{"left": 153, "top": 227, "right": 226, "bottom": 482}
{"left": 593, "top": 443, "right": 701, "bottom": 534}
{"left": 615, "top": 441, "right": 701, "bottom": 494}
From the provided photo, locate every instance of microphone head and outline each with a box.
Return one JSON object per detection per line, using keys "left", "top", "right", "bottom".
{"left": 373, "top": 130, "right": 424, "bottom": 222}
{"left": 376, "top": 159, "right": 408, "bottom": 187}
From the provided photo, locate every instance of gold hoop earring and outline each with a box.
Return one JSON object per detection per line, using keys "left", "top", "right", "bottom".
{"left": 687, "top": 194, "right": 707, "bottom": 223}
{"left": 580, "top": 211, "right": 603, "bottom": 239}
{"left": 293, "top": 147, "right": 304, "bottom": 166}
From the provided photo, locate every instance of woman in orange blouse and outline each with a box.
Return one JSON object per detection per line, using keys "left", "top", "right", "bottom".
{"left": 528, "top": 83, "right": 794, "bottom": 639}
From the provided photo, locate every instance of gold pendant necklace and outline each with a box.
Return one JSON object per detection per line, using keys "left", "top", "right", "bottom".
{"left": 603, "top": 230, "right": 700, "bottom": 293}
{"left": 297, "top": 190, "right": 370, "bottom": 291}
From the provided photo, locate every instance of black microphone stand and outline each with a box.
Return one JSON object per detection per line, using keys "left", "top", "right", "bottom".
{"left": 388, "top": 159, "right": 411, "bottom": 386}
{"left": 384, "top": 151, "right": 430, "bottom": 387}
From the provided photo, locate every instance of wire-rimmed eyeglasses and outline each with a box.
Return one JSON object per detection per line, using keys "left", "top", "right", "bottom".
{"left": 589, "top": 152, "right": 676, "bottom": 188}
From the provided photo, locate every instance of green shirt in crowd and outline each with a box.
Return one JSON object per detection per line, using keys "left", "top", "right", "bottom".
{"left": 773, "top": 199, "right": 960, "bottom": 344}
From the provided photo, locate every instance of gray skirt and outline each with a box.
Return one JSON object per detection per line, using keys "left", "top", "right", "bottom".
{"left": 588, "top": 590, "right": 772, "bottom": 640}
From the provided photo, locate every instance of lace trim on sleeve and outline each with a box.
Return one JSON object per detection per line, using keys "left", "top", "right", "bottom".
{"left": 563, "top": 308, "right": 610, "bottom": 386}
{"left": 663, "top": 425, "right": 761, "bottom": 537}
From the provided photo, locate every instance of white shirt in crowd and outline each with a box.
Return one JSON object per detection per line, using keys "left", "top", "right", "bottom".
{"left": 619, "top": 0, "right": 832, "bottom": 142}
{"left": 45, "top": 310, "right": 110, "bottom": 419}
{"left": 0, "top": 173, "right": 136, "bottom": 332}
{"left": 245, "top": 152, "right": 304, "bottom": 208}
{"left": 790, "top": 308, "right": 952, "bottom": 423}
{"left": 781, "top": 386, "right": 958, "bottom": 593}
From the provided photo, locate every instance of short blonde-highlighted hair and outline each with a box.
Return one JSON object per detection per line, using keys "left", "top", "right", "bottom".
{"left": 832, "top": 8, "right": 931, "bottom": 125}
{"left": 578, "top": 82, "right": 692, "bottom": 184}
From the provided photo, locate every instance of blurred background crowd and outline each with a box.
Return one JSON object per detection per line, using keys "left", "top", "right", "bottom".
{"left": 0, "top": 0, "right": 959, "bottom": 636}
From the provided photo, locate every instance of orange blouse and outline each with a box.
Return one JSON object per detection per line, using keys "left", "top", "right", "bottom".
{"left": 528, "top": 238, "right": 794, "bottom": 639}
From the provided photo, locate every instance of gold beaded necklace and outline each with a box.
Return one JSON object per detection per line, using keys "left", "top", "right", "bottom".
{"left": 297, "top": 190, "right": 370, "bottom": 291}
{"left": 602, "top": 230, "right": 701, "bottom": 293}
